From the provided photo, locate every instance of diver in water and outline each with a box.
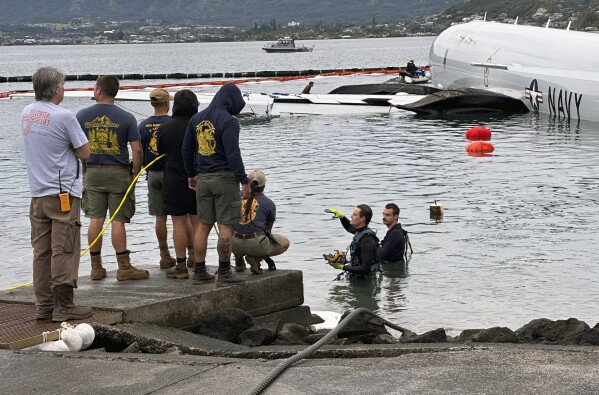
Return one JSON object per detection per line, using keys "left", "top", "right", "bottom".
{"left": 326, "top": 204, "right": 379, "bottom": 277}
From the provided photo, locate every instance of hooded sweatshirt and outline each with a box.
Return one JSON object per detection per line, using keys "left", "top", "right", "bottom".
{"left": 156, "top": 89, "right": 199, "bottom": 204}
{"left": 181, "top": 83, "right": 249, "bottom": 184}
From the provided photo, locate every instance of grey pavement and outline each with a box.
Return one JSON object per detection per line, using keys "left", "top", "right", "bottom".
{"left": 2, "top": 343, "right": 599, "bottom": 394}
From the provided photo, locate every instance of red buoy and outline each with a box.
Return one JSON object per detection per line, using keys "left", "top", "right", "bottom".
{"left": 466, "top": 141, "right": 494, "bottom": 156}
{"left": 465, "top": 126, "right": 492, "bottom": 141}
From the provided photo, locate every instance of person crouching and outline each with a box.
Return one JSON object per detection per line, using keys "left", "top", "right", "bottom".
{"left": 232, "top": 170, "right": 290, "bottom": 274}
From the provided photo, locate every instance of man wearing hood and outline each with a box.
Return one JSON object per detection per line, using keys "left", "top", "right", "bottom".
{"left": 182, "top": 84, "right": 250, "bottom": 286}
{"left": 157, "top": 90, "right": 200, "bottom": 281}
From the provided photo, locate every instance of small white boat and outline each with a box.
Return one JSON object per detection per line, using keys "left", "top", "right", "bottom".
{"left": 262, "top": 37, "right": 314, "bottom": 53}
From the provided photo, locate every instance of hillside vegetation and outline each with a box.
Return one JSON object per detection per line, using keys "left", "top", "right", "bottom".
{"left": 0, "top": 0, "right": 460, "bottom": 26}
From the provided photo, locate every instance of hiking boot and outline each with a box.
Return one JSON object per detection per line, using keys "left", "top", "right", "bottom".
{"left": 52, "top": 285, "right": 93, "bottom": 322}
{"left": 246, "top": 256, "right": 263, "bottom": 274}
{"left": 186, "top": 246, "right": 195, "bottom": 268}
{"left": 234, "top": 255, "right": 246, "bottom": 272}
{"left": 216, "top": 267, "right": 245, "bottom": 286}
{"left": 90, "top": 254, "right": 107, "bottom": 280}
{"left": 36, "top": 306, "right": 54, "bottom": 320}
{"left": 116, "top": 251, "right": 149, "bottom": 281}
{"left": 192, "top": 266, "right": 215, "bottom": 285}
{"left": 265, "top": 256, "right": 277, "bottom": 271}
{"left": 166, "top": 264, "right": 189, "bottom": 279}
{"left": 159, "top": 246, "right": 176, "bottom": 269}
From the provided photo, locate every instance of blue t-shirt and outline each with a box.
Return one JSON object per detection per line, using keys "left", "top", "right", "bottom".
{"left": 139, "top": 114, "right": 171, "bottom": 170}
{"left": 76, "top": 104, "right": 140, "bottom": 165}
{"left": 234, "top": 193, "right": 276, "bottom": 234}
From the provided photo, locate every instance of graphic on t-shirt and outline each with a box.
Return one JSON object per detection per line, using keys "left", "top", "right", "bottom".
{"left": 84, "top": 115, "right": 120, "bottom": 155}
{"left": 196, "top": 120, "right": 216, "bottom": 156}
{"left": 22, "top": 110, "right": 51, "bottom": 135}
{"left": 240, "top": 199, "right": 259, "bottom": 225}
{"left": 146, "top": 123, "right": 160, "bottom": 156}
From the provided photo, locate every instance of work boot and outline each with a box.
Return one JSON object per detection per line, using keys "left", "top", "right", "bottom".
{"left": 192, "top": 264, "right": 215, "bottom": 285}
{"left": 234, "top": 255, "right": 246, "bottom": 272}
{"left": 52, "top": 284, "right": 93, "bottom": 322}
{"left": 265, "top": 256, "right": 277, "bottom": 271}
{"left": 36, "top": 298, "right": 56, "bottom": 320}
{"left": 90, "top": 254, "right": 107, "bottom": 280}
{"left": 216, "top": 267, "right": 245, "bottom": 286}
{"left": 186, "top": 246, "right": 195, "bottom": 268}
{"left": 246, "top": 256, "right": 263, "bottom": 274}
{"left": 159, "top": 246, "right": 176, "bottom": 269}
{"left": 166, "top": 264, "right": 189, "bottom": 279}
{"left": 116, "top": 251, "right": 149, "bottom": 281}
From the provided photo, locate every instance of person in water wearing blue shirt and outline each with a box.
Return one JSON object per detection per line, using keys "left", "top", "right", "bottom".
{"left": 182, "top": 83, "right": 251, "bottom": 286}
{"left": 232, "top": 170, "right": 290, "bottom": 274}
{"left": 327, "top": 204, "right": 379, "bottom": 277}
{"left": 377, "top": 203, "right": 406, "bottom": 264}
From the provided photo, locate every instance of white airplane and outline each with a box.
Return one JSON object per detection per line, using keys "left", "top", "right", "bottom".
{"left": 429, "top": 20, "right": 599, "bottom": 123}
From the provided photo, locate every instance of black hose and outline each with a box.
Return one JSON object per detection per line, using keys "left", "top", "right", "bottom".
{"left": 246, "top": 307, "right": 410, "bottom": 395}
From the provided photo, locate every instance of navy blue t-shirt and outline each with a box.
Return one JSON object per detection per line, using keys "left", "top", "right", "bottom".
{"left": 234, "top": 193, "right": 276, "bottom": 234}
{"left": 139, "top": 114, "right": 171, "bottom": 171}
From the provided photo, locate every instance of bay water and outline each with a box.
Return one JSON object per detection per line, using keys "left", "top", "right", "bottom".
{"left": 1, "top": 37, "right": 598, "bottom": 335}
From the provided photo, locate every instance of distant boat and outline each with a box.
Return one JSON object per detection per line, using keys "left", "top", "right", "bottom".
{"left": 262, "top": 37, "right": 314, "bottom": 53}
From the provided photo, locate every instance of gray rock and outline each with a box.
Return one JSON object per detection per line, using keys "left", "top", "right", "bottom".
{"left": 401, "top": 328, "right": 447, "bottom": 343}
{"left": 579, "top": 328, "right": 599, "bottom": 345}
{"left": 337, "top": 310, "right": 390, "bottom": 337}
{"left": 472, "top": 327, "right": 519, "bottom": 343}
{"left": 515, "top": 318, "right": 553, "bottom": 343}
{"left": 457, "top": 329, "right": 484, "bottom": 342}
{"left": 121, "top": 341, "right": 140, "bottom": 353}
{"left": 515, "top": 318, "right": 589, "bottom": 345}
{"left": 163, "top": 346, "right": 181, "bottom": 355}
{"left": 378, "top": 333, "right": 398, "bottom": 344}
{"left": 239, "top": 321, "right": 279, "bottom": 347}
{"left": 186, "top": 308, "right": 256, "bottom": 343}
{"left": 273, "top": 323, "right": 310, "bottom": 345}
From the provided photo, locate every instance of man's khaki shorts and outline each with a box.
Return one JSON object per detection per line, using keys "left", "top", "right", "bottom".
{"left": 196, "top": 171, "right": 241, "bottom": 225}
{"left": 147, "top": 170, "right": 164, "bottom": 216}
{"left": 82, "top": 167, "right": 135, "bottom": 223}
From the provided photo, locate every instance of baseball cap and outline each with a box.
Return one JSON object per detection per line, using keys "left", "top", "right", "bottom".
{"left": 149, "top": 88, "right": 171, "bottom": 103}
{"left": 248, "top": 170, "right": 266, "bottom": 187}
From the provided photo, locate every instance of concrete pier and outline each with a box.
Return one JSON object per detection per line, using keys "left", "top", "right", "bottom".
{"left": 0, "top": 266, "right": 304, "bottom": 349}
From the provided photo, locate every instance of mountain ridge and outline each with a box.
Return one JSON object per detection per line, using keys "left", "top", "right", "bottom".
{"left": 0, "top": 0, "right": 461, "bottom": 26}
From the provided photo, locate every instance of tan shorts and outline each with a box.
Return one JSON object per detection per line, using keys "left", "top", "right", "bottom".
{"left": 196, "top": 171, "right": 242, "bottom": 225}
{"left": 82, "top": 167, "right": 136, "bottom": 223}
{"left": 232, "top": 234, "right": 282, "bottom": 257}
{"left": 147, "top": 170, "right": 164, "bottom": 216}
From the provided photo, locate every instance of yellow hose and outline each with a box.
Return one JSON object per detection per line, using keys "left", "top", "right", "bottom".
{"left": 5, "top": 154, "right": 166, "bottom": 290}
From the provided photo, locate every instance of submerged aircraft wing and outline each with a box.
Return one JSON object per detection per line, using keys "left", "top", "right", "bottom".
{"left": 471, "top": 62, "right": 508, "bottom": 70}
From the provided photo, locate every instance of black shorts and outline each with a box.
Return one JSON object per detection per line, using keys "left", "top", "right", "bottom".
{"left": 163, "top": 200, "right": 197, "bottom": 216}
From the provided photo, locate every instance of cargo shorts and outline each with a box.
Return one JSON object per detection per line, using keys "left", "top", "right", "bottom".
{"left": 82, "top": 167, "right": 135, "bottom": 223}
{"left": 195, "top": 171, "right": 242, "bottom": 225}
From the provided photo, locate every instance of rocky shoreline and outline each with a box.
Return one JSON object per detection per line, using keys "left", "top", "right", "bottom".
{"left": 86, "top": 309, "right": 599, "bottom": 357}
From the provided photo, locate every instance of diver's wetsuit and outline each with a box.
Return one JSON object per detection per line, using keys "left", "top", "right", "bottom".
{"left": 377, "top": 223, "right": 405, "bottom": 263}
{"left": 339, "top": 216, "right": 379, "bottom": 276}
